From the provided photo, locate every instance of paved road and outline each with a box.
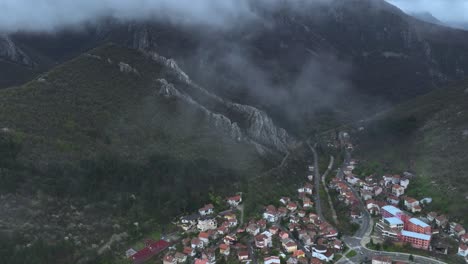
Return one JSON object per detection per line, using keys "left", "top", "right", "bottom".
{"left": 307, "top": 141, "right": 325, "bottom": 221}
{"left": 321, "top": 155, "right": 338, "bottom": 224}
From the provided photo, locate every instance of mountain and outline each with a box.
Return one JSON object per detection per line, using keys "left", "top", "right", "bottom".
{"left": 3, "top": 0, "right": 468, "bottom": 133}
{"left": 0, "top": 44, "right": 297, "bottom": 263}
{"left": 356, "top": 80, "right": 468, "bottom": 223}
{"left": 410, "top": 12, "right": 443, "bottom": 25}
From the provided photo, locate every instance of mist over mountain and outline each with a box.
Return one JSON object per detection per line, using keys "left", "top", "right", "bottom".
{"left": 2, "top": 0, "right": 468, "bottom": 263}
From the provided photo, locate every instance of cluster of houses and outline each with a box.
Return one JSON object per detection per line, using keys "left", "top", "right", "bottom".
{"left": 329, "top": 159, "right": 468, "bottom": 261}
{"left": 156, "top": 161, "right": 344, "bottom": 264}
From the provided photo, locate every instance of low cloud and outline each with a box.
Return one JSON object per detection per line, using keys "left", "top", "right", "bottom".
{"left": 387, "top": 0, "right": 468, "bottom": 24}
{"left": 0, "top": 0, "right": 258, "bottom": 33}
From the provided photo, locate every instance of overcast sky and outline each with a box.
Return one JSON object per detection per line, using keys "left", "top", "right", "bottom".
{"left": 1, "top": 0, "right": 468, "bottom": 33}
{"left": 0, "top": 0, "right": 259, "bottom": 33}
{"left": 387, "top": 0, "right": 468, "bottom": 24}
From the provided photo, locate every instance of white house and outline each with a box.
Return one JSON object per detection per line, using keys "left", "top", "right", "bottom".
{"left": 227, "top": 195, "right": 242, "bottom": 207}
{"left": 197, "top": 217, "right": 217, "bottom": 231}
{"left": 199, "top": 204, "right": 214, "bottom": 216}
{"left": 264, "top": 256, "right": 281, "bottom": 264}
{"left": 458, "top": 244, "right": 468, "bottom": 257}
{"left": 263, "top": 205, "right": 278, "bottom": 223}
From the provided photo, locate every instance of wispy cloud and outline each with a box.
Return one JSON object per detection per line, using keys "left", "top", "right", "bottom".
{"left": 387, "top": 0, "right": 468, "bottom": 24}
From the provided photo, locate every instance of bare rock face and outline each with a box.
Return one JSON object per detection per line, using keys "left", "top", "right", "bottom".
{"left": 228, "top": 103, "right": 292, "bottom": 153}
{"left": 157, "top": 79, "right": 243, "bottom": 141}
{"left": 153, "top": 50, "right": 295, "bottom": 154}
{"left": 118, "top": 62, "right": 139, "bottom": 75}
{"left": 0, "top": 35, "right": 34, "bottom": 66}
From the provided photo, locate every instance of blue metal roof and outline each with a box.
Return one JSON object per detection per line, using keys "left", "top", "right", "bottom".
{"left": 382, "top": 205, "right": 402, "bottom": 215}
{"left": 409, "top": 218, "right": 429, "bottom": 228}
{"left": 401, "top": 230, "right": 431, "bottom": 240}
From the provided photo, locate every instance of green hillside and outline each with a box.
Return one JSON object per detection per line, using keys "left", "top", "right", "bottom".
{"left": 0, "top": 44, "right": 274, "bottom": 262}
{"left": 356, "top": 81, "right": 468, "bottom": 223}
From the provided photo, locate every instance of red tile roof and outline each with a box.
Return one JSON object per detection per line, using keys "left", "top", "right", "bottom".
{"left": 130, "top": 240, "right": 170, "bottom": 264}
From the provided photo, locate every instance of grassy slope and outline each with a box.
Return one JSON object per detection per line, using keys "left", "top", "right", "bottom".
{"left": 356, "top": 81, "right": 468, "bottom": 223}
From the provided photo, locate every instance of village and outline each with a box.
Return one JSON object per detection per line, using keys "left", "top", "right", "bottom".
{"left": 329, "top": 154, "right": 468, "bottom": 263}
{"left": 123, "top": 138, "right": 468, "bottom": 264}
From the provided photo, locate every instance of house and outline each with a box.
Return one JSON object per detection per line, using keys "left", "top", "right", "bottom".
{"left": 392, "top": 175, "right": 401, "bottom": 184}
{"left": 361, "top": 190, "right": 373, "bottom": 201}
{"left": 179, "top": 213, "right": 200, "bottom": 230}
{"left": 257, "top": 219, "right": 267, "bottom": 230}
{"left": 411, "top": 205, "right": 422, "bottom": 213}
{"left": 269, "top": 226, "right": 279, "bottom": 235}
{"left": 451, "top": 223, "right": 466, "bottom": 237}
{"left": 227, "top": 195, "right": 242, "bottom": 207}
{"left": 373, "top": 186, "right": 383, "bottom": 196}
{"left": 334, "top": 239, "right": 343, "bottom": 250}
{"left": 219, "top": 243, "right": 230, "bottom": 256}
{"left": 278, "top": 207, "right": 288, "bottom": 217}
{"left": 310, "top": 258, "right": 323, "bottom": 264}
{"left": 461, "top": 233, "right": 468, "bottom": 243}
{"left": 303, "top": 197, "right": 313, "bottom": 208}
{"left": 199, "top": 204, "right": 214, "bottom": 216}
{"left": 400, "top": 178, "right": 410, "bottom": 189}
{"left": 191, "top": 238, "right": 204, "bottom": 249}
{"left": 372, "top": 256, "right": 392, "bottom": 264}
{"left": 237, "top": 250, "right": 250, "bottom": 262}
{"left": 427, "top": 212, "right": 438, "bottom": 222}
{"left": 293, "top": 249, "right": 306, "bottom": 258}
{"left": 366, "top": 200, "right": 380, "bottom": 215}
{"left": 282, "top": 238, "right": 298, "bottom": 253}
{"left": 279, "top": 231, "right": 289, "bottom": 239}
{"left": 264, "top": 256, "right": 281, "bottom": 264}
{"left": 383, "top": 175, "right": 393, "bottom": 185}
{"left": 350, "top": 209, "right": 362, "bottom": 219}
{"left": 174, "top": 252, "right": 187, "bottom": 263}
{"left": 228, "top": 218, "right": 238, "bottom": 227}
{"left": 247, "top": 223, "right": 260, "bottom": 236}
{"left": 391, "top": 184, "right": 404, "bottom": 197}
{"left": 404, "top": 197, "right": 419, "bottom": 210}
{"left": 304, "top": 183, "right": 313, "bottom": 194}
{"left": 287, "top": 202, "right": 298, "bottom": 211}
{"left": 298, "top": 210, "right": 306, "bottom": 218}
{"left": 194, "top": 259, "right": 208, "bottom": 264}
{"left": 197, "top": 217, "right": 217, "bottom": 231}
{"left": 312, "top": 247, "right": 334, "bottom": 262}
{"left": 280, "top": 197, "right": 291, "bottom": 205}
{"left": 183, "top": 247, "right": 195, "bottom": 257}
{"left": 435, "top": 215, "right": 448, "bottom": 228}
{"left": 163, "top": 254, "right": 176, "bottom": 264}
{"left": 198, "top": 232, "right": 210, "bottom": 244}
{"left": 223, "top": 235, "right": 237, "bottom": 245}
{"left": 126, "top": 248, "right": 137, "bottom": 258}
{"left": 201, "top": 249, "right": 216, "bottom": 264}
{"left": 386, "top": 195, "right": 399, "bottom": 206}
{"left": 255, "top": 233, "right": 269, "bottom": 248}
{"left": 263, "top": 205, "right": 278, "bottom": 223}
{"left": 458, "top": 244, "right": 468, "bottom": 257}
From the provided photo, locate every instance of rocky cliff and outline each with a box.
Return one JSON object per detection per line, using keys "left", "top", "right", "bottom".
{"left": 150, "top": 51, "right": 294, "bottom": 154}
